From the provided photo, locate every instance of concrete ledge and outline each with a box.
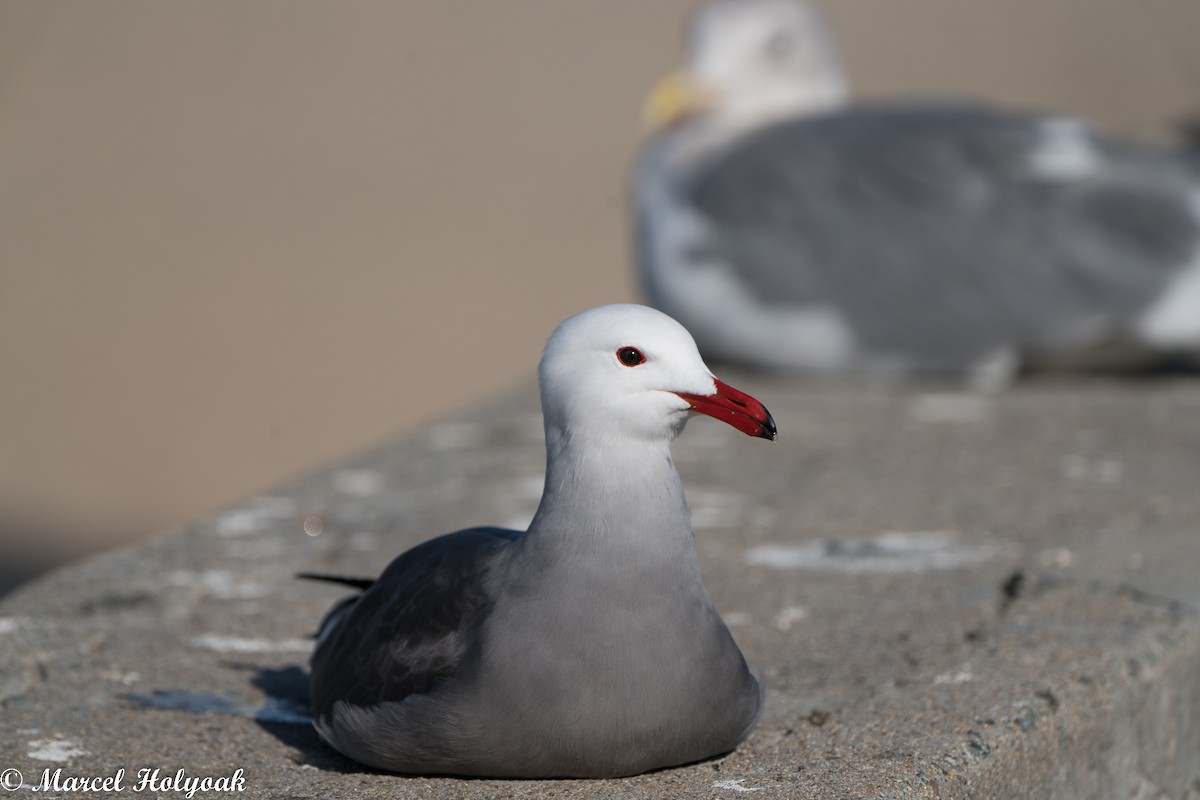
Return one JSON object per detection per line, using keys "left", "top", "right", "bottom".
{"left": 2, "top": 377, "right": 1199, "bottom": 798}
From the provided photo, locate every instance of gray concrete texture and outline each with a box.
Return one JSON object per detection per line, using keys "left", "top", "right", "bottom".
{"left": 2, "top": 376, "right": 1198, "bottom": 798}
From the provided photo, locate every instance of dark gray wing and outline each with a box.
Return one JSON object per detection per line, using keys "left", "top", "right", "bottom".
{"left": 688, "top": 103, "right": 1199, "bottom": 365}
{"left": 308, "top": 526, "right": 520, "bottom": 723}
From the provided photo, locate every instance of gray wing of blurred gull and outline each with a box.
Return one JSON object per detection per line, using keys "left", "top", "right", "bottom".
{"left": 307, "top": 304, "right": 774, "bottom": 778}
{"left": 635, "top": 0, "right": 1200, "bottom": 377}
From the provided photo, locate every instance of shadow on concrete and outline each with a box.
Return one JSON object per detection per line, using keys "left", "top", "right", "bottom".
{"left": 244, "top": 664, "right": 371, "bottom": 775}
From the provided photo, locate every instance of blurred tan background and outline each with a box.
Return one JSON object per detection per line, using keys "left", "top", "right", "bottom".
{"left": 3, "top": 0, "right": 1200, "bottom": 592}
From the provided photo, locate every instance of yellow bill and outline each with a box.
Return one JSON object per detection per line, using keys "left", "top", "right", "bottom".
{"left": 642, "top": 71, "right": 715, "bottom": 132}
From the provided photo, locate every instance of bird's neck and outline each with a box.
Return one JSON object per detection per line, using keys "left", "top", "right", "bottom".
{"left": 526, "top": 426, "right": 696, "bottom": 562}
{"left": 724, "top": 81, "right": 846, "bottom": 128}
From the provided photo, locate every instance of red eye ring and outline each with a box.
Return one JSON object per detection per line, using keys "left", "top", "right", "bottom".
{"left": 616, "top": 346, "right": 646, "bottom": 367}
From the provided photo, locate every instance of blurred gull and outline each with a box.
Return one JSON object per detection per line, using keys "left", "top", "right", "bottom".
{"left": 635, "top": 0, "right": 1200, "bottom": 383}
{"left": 304, "top": 304, "right": 774, "bottom": 778}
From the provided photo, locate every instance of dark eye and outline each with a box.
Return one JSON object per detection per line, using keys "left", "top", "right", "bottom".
{"left": 616, "top": 346, "right": 646, "bottom": 367}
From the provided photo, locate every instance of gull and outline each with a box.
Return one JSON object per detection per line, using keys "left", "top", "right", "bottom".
{"left": 635, "top": 0, "right": 1200, "bottom": 383}
{"left": 305, "top": 303, "right": 775, "bottom": 778}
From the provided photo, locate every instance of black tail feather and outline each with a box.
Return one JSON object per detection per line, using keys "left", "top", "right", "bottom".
{"left": 296, "top": 572, "right": 374, "bottom": 591}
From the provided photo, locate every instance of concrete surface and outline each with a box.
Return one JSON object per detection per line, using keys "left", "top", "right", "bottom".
{"left": 1, "top": 375, "right": 1199, "bottom": 799}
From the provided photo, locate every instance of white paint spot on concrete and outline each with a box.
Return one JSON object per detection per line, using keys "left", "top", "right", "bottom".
{"left": 332, "top": 468, "right": 385, "bottom": 497}
{"left": 190, "top": 635, "right": 312, "bottom": 654}
{"left": 102, "top": 669, "right": 141, "bottom": 685}
{"left": 714, "top": 778, "right": 765, "bottom": 793}
{"left": 426, "top": 421, "right": 483, "bottom": 451}
{"left": 1038, "top": 546, "right": 1075, "bottom": 569}
{"left": 1028, "top": 118, "right": 1099, "bottom": 181}
{"left": 167, "top": 570, "right": 268, "bottom": 600}
{"left": 908, "top": 393, "right": 990, "bottom": 423}
{"left": 224, "top": 538, "right": 285, "bottom": 559}
{"left": 690, "top": 490, "right": 746, "bottom": 529}
{"left": 746, "top": 532, "right": 999, "bottom": 573}
{"left": 773, "top": 606, "right": 808, "bottom": 631}
{"left": 215, "top": 496, "right": 297, "bottom": 538}
{"left": 1061, "top": 455, "right": 1123, "bottom": 484}
{"left": 933, "top": 663, "right": 974, "bottom": 685}
{"left": 27, "top": 738, "right": 87, "bottom": 763}
{"left": 723, "top": 611, "right": 752, "bottom": 627}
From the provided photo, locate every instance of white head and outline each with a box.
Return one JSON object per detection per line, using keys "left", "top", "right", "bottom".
{"left": 538, "top": 304, "right": 776, "bottom": 445}
{"left": 645, "top": 0, "right": 848, "bottom": 135}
